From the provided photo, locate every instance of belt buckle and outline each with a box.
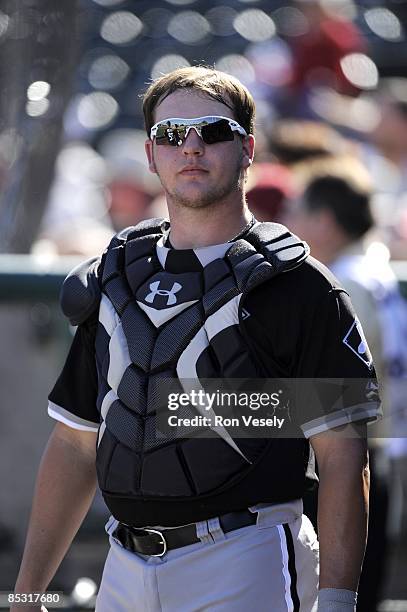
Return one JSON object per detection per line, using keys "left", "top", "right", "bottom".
{"left": 144, "top": 528, "right": 167, "bottom": 557}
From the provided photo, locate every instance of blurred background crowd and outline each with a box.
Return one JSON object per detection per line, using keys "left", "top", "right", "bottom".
{"left": 0, "top": 0, "right": 407, "bottom": 610}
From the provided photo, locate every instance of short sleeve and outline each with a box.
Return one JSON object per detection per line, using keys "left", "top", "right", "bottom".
{"left": 48, "top": 317, "right": 100, "bottom": 432}
{"left": 241, "top": 258, "right": 382, "bottom": 438}
{"left": 293, "top": 288, "right": 382, "bottom": 438}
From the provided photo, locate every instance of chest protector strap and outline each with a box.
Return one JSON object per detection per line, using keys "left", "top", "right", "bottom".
{"left": 60, "top": 219, "right": 309, "bottom": 514}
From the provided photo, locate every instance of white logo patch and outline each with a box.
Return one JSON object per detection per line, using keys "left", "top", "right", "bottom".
{"left": 343, "top": 318, "right": 373, "bottom": 368}
{"left": 145, "top": 281, "right": 182, "bottom": 306}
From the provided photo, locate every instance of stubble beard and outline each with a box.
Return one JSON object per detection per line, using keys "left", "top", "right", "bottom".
{"left": 158, "top": 156, "right": 244, "bottom": 210}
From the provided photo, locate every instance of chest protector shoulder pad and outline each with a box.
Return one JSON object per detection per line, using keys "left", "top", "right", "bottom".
{"left": 60, "top": 220, "right": 166, "bottom": 325}
{"left": 61, "top": 218, "right": 309, "bottom": 515}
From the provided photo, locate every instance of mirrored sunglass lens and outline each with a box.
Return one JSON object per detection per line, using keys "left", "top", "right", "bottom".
{"left": 155, "top": 125, "right": 187, "bottom": 145}
{"left": 201, "top": 119, "right": 234, "bottom": 144}
{"left": 155, "top": 126, "right": 172, "bottom": 145}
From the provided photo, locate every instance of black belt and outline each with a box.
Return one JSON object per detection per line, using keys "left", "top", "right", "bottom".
{"left": 112, "top": 509, "right": 257, "bottom": 557}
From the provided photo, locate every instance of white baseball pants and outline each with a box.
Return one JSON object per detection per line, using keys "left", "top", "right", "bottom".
{"left": 95, "top": 499, "right": 319, "bottom": 612}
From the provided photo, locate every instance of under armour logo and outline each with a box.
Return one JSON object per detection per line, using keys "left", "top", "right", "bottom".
{"left": 145, "top": 281, "right": 182, "bottom": 306}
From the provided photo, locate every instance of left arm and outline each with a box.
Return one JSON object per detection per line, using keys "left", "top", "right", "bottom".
{"left": 311, "top": 425, "right": 370, "bottom": 591}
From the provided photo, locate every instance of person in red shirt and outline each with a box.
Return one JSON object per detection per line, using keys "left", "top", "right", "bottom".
{"left": 287, "top": 0, "right": 367, "bottom": 104}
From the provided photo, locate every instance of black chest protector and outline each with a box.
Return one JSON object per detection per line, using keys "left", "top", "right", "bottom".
{"left": 62, "top": 218, "right": 309, "bottom": 524}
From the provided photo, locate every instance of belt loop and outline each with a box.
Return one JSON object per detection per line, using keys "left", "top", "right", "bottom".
{"left": 207, "top": 517, "right": 226, "bottom": 542}
{"left": 248, "top": 504, "right": 262, "bottom": 527}
{"left": 249, "top": 500, "right": 303, "bottom": 529}
{"left": 251, "top": 505, "right": 270, "bottom": 529}
{"left": 195, "top": 520, "right": 212, "bottom": 545}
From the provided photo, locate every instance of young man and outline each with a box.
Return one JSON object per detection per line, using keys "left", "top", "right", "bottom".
{"left": 14, "top": 67, "right": 380, "bottom": 612}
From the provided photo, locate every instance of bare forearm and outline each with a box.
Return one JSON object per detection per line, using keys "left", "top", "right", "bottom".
{"left": 15, "top": 426, "right": 97, "bottom": 593}
{"left": 317, "top": 444, "right": 369, "bottom": 590}
{"left": 311, "top": 429, "right": 370, "bottom": 592}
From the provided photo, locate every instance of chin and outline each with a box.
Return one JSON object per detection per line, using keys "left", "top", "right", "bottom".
{"left": 172, "top": 186, "right": 226, "bottom": 209}
{"left": 175, "top": 196, "right": 219, "bottom": 209}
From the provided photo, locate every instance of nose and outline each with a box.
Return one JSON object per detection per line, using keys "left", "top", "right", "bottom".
{"left": 182, "top": 127, "right": 204, "bottom": 156}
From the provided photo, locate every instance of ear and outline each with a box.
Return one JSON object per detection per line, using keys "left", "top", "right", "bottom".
{"left": 241, "top": 134, "right": 255, "bottom": 170}
{"left": 145, "top": 139, "right": 157, "bottom": 174}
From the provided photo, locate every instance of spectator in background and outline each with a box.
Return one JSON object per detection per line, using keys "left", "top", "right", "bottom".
{"left": 363, "top": 79, "right": 407, "bottom": 259}
{"left": 287, "top": 158, "right": 407, "bottom": 611}
{"left": 246, "top": 162, "right": 294, "bottom": 222}
{"left": 281, "top": 0, "right": 366, "bottom": 117}
{"left": 268, "top": 120, "right": 349, "bottom": 166}
{"left": 34, "top": 143, "right": 114, "bottom": 257}
{"left": 107, "top": 179, "right": 152, "bottom": 232}
{"left": 287, "top": 159, "right": 382, "bottom": 371}
{"left": 98, "top": 128, "right": 163, "bottom": 232}
{"left": 245, "top": 119, "right": 351, "bottom": 223}
{"left": 294, "top": 78, "right": 407, "bottom": 258}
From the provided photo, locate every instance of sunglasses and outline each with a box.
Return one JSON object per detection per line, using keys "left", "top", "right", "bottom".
{"left": 150, "top": 115, "right": 248, "bottom": 147}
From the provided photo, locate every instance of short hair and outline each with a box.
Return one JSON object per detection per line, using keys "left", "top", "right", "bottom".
{"left": 142, "top": 66, "right": 255, "bottom": 137}
{"left": 303, "top": 167, "right": 374, "bottom": 239}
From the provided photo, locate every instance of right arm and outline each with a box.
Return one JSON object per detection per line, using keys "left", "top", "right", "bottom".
{"left": 12, "top": 422, "right": 98, "bottom": 611}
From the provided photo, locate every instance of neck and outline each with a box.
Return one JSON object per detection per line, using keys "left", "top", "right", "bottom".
{"left": 166, "top": 198, "right": 253, "bottom": 249}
